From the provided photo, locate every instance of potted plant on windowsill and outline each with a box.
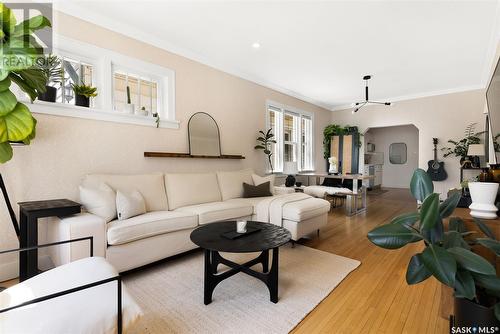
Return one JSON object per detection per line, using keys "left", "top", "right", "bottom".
{"left": 36, "top": 54, "right": 63, "bottom": 103}
{"left": 367, "top": 169, "right": 500, "bottom": 327}
{"left": 254, "top": 129, "right": 276, "bottom": 173}
{"left": 71, "top": 83, "right": 97, "bottom": 108}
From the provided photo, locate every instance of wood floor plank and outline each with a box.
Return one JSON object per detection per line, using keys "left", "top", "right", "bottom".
{"left": 292, "top": 188, "right": 450, "bottom": 334}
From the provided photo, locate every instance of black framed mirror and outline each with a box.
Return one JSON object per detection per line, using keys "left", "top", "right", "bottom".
{"left": 188, "top": 112, "right": 222, "bottom": 157}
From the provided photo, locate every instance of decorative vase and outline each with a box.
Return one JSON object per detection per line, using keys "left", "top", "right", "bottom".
{"left": 329, "top": 163, "right": 338, "bottom": 174}
{"left": 489, "top": 164, "right": 500, "bottom": 183}
{"left": 75, "top": 94, "right": 89, "bottom": 107}
{"left": 124, "top": 104, "right": 135, "bottom": 114}
{"left": 469, "top": 182, "right": 499, "bottom": 219}
{"left": 454, "top": 297, "right": 499, "bottom": 328}
{"left": 285, "top": 175, "right": 296, "bottom": 187}
{"left": 38, "top": 86, "right": 57, "bottom": 102}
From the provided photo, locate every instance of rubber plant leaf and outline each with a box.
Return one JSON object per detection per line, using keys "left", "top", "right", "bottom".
{"left": 390, "top": 212, "right": 419, "bottom": 227}
{"left": 454, "top": 270, "right": 476, "bottom": 300}
{"left": 447, "top": 247, "right": 496, "bottom": 275}
{"left": 472, "top": 218, "right": 496, "bottom": 240}
{"left": 367, "top": 223, "right": 421, "bottom": 249}
{"left": 476, "top": 238, "right": 500, "bottom": 256}
{"left": 410, "top": 168, "right": 434, "bottom": 202}
{"left": 439, "top": 191, "right": 461, "bottom": 218}
{"left": 421, "top": 244, "right": 456, "bottom": 287}
{"left": 406, "top": 253, "right": 432, "bottom": 285}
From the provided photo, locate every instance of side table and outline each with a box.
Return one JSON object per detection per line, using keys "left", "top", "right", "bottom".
{"left": 18, "top": 199, "right": 81, "bottom": 281}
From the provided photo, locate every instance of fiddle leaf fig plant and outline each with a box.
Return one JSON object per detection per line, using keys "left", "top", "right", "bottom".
{"left": 368, "top": 168, "right": 500, "bottom": 319}
{"left": 0, "top": 3, "right": 51, "bottom": 163}
{"left": 254, "top": 129, "right": 276, "bottom": 173}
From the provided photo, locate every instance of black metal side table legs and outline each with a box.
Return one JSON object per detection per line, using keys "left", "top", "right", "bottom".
{"left": 203, "top": 248, "right": 280, "bottom": 305}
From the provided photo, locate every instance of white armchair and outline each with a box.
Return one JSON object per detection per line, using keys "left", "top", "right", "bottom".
{"left": 0, "top": 238, "right": 142, "bottom": 334}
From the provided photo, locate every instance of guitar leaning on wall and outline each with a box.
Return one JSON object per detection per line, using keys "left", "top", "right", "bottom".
{"left": 427, "top": 138, "right": 448, "bottom": 181}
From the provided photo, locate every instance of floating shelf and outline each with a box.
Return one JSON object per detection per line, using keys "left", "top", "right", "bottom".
{"left": 144, "top": 152, "right": 245, "bottom": 159}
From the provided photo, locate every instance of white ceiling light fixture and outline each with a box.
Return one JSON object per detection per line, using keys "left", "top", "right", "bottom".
{"left": 252, "top": 42, "right": 260, "bottom": 49}
{"left": 352, "top": 75, "right": 392, "bottom": 113}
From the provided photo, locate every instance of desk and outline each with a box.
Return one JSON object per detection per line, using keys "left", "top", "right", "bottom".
{"left": 18, "top": 199, "right": 81, "bottom": 281}
{"left": 300, "top": 174, "right": 375, "bottom": 215}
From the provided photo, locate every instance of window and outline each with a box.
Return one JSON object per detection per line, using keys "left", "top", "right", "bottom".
{"left": 267, "top": 101, "right": 314, "bottom": 172}
{"left": 113, "top": 70, "right": 158, "bottom": 115}
{"left": 49, "top": 55, "right": 94, "bottom": 106}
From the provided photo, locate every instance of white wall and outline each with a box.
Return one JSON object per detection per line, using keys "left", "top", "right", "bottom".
{"left": 366, "top": 125, "right": 419, "bottom": 188}
{"left": 331, "top": 89, "right": 486, "bottom": 197}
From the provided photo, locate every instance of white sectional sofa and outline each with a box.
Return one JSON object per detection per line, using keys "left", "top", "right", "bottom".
{"left": 47, "top": 169, "right": 330, "bottom": 272}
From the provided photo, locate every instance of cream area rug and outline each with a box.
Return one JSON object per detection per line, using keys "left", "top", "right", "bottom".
{"left": 124, "top": 244, "right": 360, "bottom": 334}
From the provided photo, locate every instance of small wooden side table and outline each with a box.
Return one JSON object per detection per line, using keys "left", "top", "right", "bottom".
{"left": 18, "top": 199, "right": 81, "bottom": 281}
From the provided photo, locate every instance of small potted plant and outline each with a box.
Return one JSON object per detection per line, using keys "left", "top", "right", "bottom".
{"left": 71, "top": 83, "right": 97, "bottom": 108}
{"left": 367, "top": 169, "right": 500, "bottom": 328}
{"left": 124, "top": 86, "right": 134, "bottom": 114}
{"left": 254, "top": 129, "right": 276, "bottom": 173}
{"left": 37, "top": 54, "right": 63, "bottom": 103}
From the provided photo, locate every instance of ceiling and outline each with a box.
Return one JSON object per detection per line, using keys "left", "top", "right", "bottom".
{"left": 56, "top": 1, "right": 500, "bottom": 111}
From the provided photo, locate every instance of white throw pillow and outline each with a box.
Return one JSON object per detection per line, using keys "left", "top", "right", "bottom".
{"left": 116, "top": 190, "right": 146, "bottom": 221}
{"left": 252, "top": 174, "right": 275, "bottom": 195}
{"left": 79, "top": 183, "right": 116, "bottom": 223}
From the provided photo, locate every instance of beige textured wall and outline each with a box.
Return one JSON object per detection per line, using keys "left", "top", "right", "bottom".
{"left": 0, "top": 12, "right": 331, "bottom": 279}
{"left": 331, "top": 89, "right": 487, "bottom": 196}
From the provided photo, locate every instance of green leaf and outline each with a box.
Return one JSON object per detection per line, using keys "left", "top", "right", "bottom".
{"left": 0, "top": 69, "right": 8, "bottom": 82}
{"left": 477, "top": 238, "right": 500, "bottom": 256}
{"left": 0, "top": 142, "right": 13, "bottom": 163}
{"left": 472, "top": 218, "right": 496, "bottom": 240}
{"left": 443, "top": 231, "right": 470, "bottom": 250}
{"left": 410, "top": 168, "right": 434, "bottom": 202}
{"left": 406, "top": 253, "right": 432, "bottom": 284}
{"left": 422, "top": 217, "right": 444, "bottom": 244}
{"left": 421, "top": 244, "right": 456, "bottom": 287}
{"left": 420, "top": 193, "right": 439, "bottom": 230}
{"left": 263, "top": 149, "right": 271, "bottom": 155}
{"left": 495, "top": 303, "right": 500, "bottom": 321}
{"left": 0, "top": 77, "right": 11, "bottom": 92}
{"left": 473, "top": 273, "right": 500, "bottom": 295}
{"left": 17, "top": 68, "right": 47, "bottom": 94}
{"left": 0, "top": 90, "right": 17, "bottom": 116}
{"left": 9, "top": 72, "right": 38, "bottom": 101}
{"left": 439, "top": 191, "right": 461, "bottom": 218}
{"left": 391, "top": 212, "right": 419, "bottom": 227}
{"left": 3, "top": 102, "right": 35, "bottom": 141}
{"left": 254, "top": 145, "right": 265, "bottom": 150}
{"left": 22, "top": 116, "right": 36, "bottom": 145}
{"left": 449, "top": 217, "right": 466, "bottom": 233}
{"left": 454, "top": 270, "right": 476, "bottom": 300}
{"left": 447, "top": 247, "right": 495, "bottom": 275}
{"left": 0, "top": 3, "right": 17, "bottom": 36}
{"left": 11, "top": 15, "right": 51, "bottom": 37}
{"left": 367, "top": 223, "right": 422, "bottom": 249}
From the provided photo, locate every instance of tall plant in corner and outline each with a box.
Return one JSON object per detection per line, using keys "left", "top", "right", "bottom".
{"left": 0, "top": 3, "right": 50, "bottom": 162}
{"left": 255, "top": 129, "right": 276, "bottom": 173}
{"left": 367, "top": 169, "right": 500, "bottom": 325}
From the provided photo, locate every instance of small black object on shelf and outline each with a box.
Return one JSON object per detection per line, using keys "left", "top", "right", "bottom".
{"left": 285, "top": 175, "right": 296, "bottom": 187}
{"left": 295, "top": 181, "right": 302, "bottom": 187}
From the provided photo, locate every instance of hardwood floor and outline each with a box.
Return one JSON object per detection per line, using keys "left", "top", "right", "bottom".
{"left": 293, "top": 188, "right": 450, "bottom": 334}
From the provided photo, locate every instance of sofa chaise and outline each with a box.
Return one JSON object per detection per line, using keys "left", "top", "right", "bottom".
{"left": 47, "top": 169, "right": 330, "bottom": 272}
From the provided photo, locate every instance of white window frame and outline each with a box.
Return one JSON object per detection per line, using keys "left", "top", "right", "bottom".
{"left": 22, "top": 35, "right": 178, "bottom": 129}
{"left": 266, "top": 100, "right": 315, "bottom": 173}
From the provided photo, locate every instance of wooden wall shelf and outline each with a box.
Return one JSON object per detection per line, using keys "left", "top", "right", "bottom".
{"left": 144, "top": 152, "right": 245, "bottom": 159}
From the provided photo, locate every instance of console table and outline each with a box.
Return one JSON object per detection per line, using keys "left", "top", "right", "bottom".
{"left": 18, "top": 199, "right": 81, "bottom": 281}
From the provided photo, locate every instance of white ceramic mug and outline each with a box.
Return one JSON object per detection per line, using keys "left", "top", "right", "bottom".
{"left": 236, "top": 220, "right": 247, "bottom": 233}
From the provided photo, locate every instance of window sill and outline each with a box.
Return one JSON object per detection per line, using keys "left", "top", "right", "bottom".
{"left": 24, "top": 100, "right": 180, "bottom": 129}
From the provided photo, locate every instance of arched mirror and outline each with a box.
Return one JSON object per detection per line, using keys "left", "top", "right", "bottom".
{"left": 188, "top": 112, "right": 221, "bottom": 156}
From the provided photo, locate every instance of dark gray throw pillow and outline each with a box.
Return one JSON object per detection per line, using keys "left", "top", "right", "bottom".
{"left": 243, "top": 181, "right": 273, "bottom": 198}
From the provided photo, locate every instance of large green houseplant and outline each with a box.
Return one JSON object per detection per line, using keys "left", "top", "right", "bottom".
{"left": 0, "top": 3, "right": 50, "bottom": 163}
{"left": 367, "top": 169, "right": 500, "bottom": 326}
{"left": 442, "top": 123, "right": 485, "bottom": 161}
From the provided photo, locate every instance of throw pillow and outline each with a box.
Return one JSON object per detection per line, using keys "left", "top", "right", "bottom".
{"left": 116, "top": 190, "right": 146, "bottom": 220}
{"left": 79, "top": 183, "right": 116, "bottom": 223}
{"left": 252, "top": 174, "right": 275, "bottom": 195}
{"left": 243, "top": 181, "right": 273, "bottom": 198}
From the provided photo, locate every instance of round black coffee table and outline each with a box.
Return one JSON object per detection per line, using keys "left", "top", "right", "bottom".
{"left": 190, "top": 221, "right": 291, "bottom": 305}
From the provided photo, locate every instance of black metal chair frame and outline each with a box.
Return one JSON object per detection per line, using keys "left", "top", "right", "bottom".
{"left": 0, "top": 237, "right": 123, "bottom": 334}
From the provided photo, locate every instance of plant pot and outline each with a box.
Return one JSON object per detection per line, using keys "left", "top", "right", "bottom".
{"left": 124, "top": 104, "right": 135, "bottom": 114}
{"left": 38, "top": 86, "right": 57, "bottom": 102}
{"left": 469, "top": 182, "right": 499, "bottom": 219}
{"left": 75, "top": 94, "right": 90, "bottom": 108}
{"left": 454, "top": 297, "right": 499, "bottom": 327}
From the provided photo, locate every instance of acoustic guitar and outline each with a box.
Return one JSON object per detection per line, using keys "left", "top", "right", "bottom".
{"left": 427, "top": 138, "right": 447, "bottom": 181}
